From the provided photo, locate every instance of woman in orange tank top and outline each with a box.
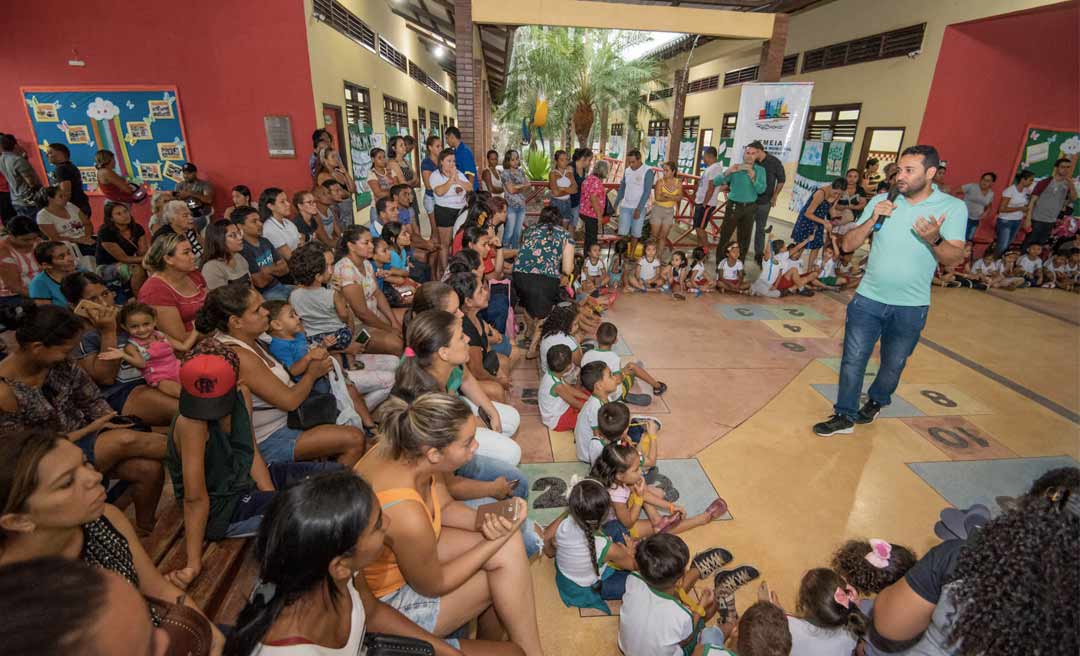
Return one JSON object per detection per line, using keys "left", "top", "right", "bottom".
{"left": 354, "top": 392, "right": 544, "bottom": 656}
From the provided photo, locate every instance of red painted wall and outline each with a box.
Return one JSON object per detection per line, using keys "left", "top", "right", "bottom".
{"left": 0, "top": 0, "right": 317, "bottom": 224}
{"left": 919, "top": 2, "right": 1079, "bottom": 196}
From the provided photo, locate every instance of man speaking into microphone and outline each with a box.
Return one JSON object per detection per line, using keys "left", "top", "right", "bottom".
{"left": 813, "top": 145, "right": 966, "bottom": 437}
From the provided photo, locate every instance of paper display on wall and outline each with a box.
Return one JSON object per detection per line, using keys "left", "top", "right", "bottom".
{"left": 1026, "top": 141, "right": 1050, "bottom": 166}
{"left": 732, "top": 82, "right": 814, "bottom": 164}
{"left": 21, "top": 86, "right": 190, "bottom": 193}
{"left": 348, "top": 123, "right": 374, "bottom": 210}
{"left": 677, "top": 138, "right": 698, "bottom": 174}
{"left": 800, "top": 140, "right": 823, "bottom": 166}
{"left": 370, "top": 133, "right": 386, "bottom": 150}
{"left": 825, "top": 141, "right": 846, "bottom": 176}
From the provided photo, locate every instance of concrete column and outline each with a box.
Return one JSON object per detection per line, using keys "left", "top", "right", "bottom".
{"left": 757, "top": 13, "right": 789, "bottom": 82}
{"left": 666, "top": 68, "right": 688, "bottom": 163}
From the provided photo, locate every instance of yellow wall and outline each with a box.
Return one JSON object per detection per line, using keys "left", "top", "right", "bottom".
{"left": 303, "top": 0, "right": 458, "bottom": 166}
{"left": 614, "top": 0, "right": 1061, "bottom": 220}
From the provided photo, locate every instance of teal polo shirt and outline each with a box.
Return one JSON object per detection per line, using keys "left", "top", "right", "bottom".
{"left": 854, "top": 187, "right": 966, "bottom": 306}
{"left": 712, "top": 164, "right": 767, "bottom": 203}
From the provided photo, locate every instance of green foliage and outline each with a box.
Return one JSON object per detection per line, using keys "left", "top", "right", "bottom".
{"left": 524, "top": 146, "right": 551, "bottom": 181}
{"left": 499, "top": 27, "right": 663, "bottom": 150}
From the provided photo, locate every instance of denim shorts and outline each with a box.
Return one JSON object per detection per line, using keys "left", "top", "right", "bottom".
{"left": 380, "top": 584, "right": 460, "bottom": 648}
{"left": 257, "top": 424, "right": 304, "bottom": 464}
{"left": 75, "top": 431, "right": 100, "bottom": 465}
{"left": 618, "top": 206, "right": 645, "bottom": 238}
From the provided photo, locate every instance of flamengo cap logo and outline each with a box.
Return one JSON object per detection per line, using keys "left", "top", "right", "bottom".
{"left": 195, "top": 376, "right": 216, "bottom": 395}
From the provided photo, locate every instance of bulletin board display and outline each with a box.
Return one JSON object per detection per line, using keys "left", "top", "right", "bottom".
{"left": 20, "top": 86, "right": 191, "bottom": 193}
{"left": 1012, "top": 125, "right": 1080, "bottom": 218}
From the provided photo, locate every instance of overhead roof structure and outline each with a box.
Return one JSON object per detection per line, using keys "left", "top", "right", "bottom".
{"left": 389, "top": 0, "right": 515, "bottom": 102}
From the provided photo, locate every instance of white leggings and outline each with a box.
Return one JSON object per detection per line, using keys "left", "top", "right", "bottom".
{"left": 463, "top": 397, "right": 522, "bottom": 466}
{"left": 346, "top": 354, "right": 400, "bottom": 409}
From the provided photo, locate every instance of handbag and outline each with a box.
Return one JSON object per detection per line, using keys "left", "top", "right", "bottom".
{"left": 286, "top": 393, "right": 338, "bottom": 430}
{"left": 145, "top": 596, "right": 213, "bottom": 656}
{"left": 363, "top": 632, "right": 435, "bottom": 655}
{"left": 603, "top": 193, "right": 616, "bottom": 217}
{"left": 482, "top": 349, "right": 501, "bottom": 377}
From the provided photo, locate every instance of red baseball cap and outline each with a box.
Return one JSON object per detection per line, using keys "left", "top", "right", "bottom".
{"left": 179, "top": 354, "right": 237, "bottom": 421}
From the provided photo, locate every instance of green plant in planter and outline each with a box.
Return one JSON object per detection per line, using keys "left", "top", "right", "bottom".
{"left": 524, "top": 146, "right": 551, "bottom": 181}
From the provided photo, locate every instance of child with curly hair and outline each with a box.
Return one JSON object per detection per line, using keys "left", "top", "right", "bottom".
{"left": 830, "top": 539, "right": 917, "bottom": 600}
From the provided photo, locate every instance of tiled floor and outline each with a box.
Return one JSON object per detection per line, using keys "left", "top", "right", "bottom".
{"left": 515, "top": 285, "right": 1080, "bottom": 655}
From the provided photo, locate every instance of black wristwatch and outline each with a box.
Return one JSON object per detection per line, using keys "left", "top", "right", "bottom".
{"left": 932, "top": 235, "right": 944, "bottom": 247}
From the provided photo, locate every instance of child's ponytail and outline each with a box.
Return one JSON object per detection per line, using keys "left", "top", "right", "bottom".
{"left": 796, "top": 568, "right": 868, "bottom": 640}
{"left": 830, "top": 539, "right": 917, "bottom": 596}
{"left": 589, "top": 442, "right": 639, "bottom": 489}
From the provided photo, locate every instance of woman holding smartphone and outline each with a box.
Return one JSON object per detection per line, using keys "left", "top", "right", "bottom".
{"left": 355, "top": 393, "right": 543, "bottom": 656}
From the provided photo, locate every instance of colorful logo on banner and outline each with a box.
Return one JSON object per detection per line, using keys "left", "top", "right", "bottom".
{"left": 733, "top": 83, "right": 813, "bottom": 165}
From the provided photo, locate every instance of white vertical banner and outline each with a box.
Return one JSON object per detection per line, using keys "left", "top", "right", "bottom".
{"left": 731, "top": 82, "right": 814, "bottom": 164}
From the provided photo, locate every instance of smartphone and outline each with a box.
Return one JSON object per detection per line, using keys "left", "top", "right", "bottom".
{"left": 354, "top": 329, "right": 371, "bottom": 345}
{"left": 73, "top": 299, "right": 104, "bottom": 319}
{"left": 474, "top": 498, "right": 518, "bottom": 530}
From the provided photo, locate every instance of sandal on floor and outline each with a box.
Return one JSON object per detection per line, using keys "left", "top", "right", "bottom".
{"left": 653, "top": 382, "right": 668, "bottom": 395}
{"left": 705, "top": 496, "right": 729, "bottom": 520}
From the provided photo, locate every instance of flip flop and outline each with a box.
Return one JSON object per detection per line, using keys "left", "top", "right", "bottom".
{"left": 705, "top": 496, "right": 729, "bottom": 520}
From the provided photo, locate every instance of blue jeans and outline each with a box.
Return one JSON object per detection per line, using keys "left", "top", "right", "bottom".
{"left": 503, "top": 205, "right": 526, "bottom": 249}
{"left": 835, "top": 294, "right": 928, "bottom": 420}
{"left": 455, "top": 453, "right": 529, "bottom": 499}
{"left": 995, "top": 220, "right": 1021, "bottom": 256}
{"left": 225, "top": 461, "right": 343, "bottom": 537}
{"left": 260, "top": 284, "right": 293, "bottom": 302}
{"left": 551, "top": 197, "right": 572, "bottom": 222}
{"left": 966, "top": 218, "right": 981, "bottom": 242}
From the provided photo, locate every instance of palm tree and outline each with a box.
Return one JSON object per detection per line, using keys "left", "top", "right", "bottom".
{"left": 499, "top": 27, "right": 662, "bottom": 153}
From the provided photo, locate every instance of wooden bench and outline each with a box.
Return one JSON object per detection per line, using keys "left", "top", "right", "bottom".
{"left": 141, "top": 495, "right": 259, "bottom": 625}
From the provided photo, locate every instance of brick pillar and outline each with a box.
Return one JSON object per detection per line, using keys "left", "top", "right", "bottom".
{"left": 666, "top": 69, "right": 688, "bottom": 164}
{"left": 757, "top": 13, "right": 789, "bottom": 82}
{"left": 454, "top": 0, "right": 479, "bottom": 153}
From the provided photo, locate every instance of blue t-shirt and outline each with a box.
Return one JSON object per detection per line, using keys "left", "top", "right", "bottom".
{"left": 267, "top": 332, "right": 309, "bottom": 372}
{"left": 388, "top": 247, "right": 410, "bottom": 272}
{"left": 241, "top": 237, "right": 283, "bottom": 293}
{"left": 397, "top": 206, "right": 414, "bottom": 225}
{"left": 454, "top": 142, "right": 479, "bottom": 191}
{"left": 421, "top": 157, "right": 438, "bottom": 198}
{"left": 854, "top": 188, "right": 966, "bottom": 307}
{"left": 28, "top": 272, "right": 68, "bottom": 306}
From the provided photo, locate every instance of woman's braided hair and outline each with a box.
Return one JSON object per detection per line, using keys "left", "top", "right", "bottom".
{"left": 567, "top": 478, "right": 612, "bottom": 590}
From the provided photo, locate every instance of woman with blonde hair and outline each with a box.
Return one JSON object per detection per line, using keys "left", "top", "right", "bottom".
{"left": 137, "top": 232, "right": 206, "bottom": 345}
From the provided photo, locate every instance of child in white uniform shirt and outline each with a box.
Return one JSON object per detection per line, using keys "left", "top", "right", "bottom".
{"left": 786, "top": 568, "right": 865, "bottom": 656}
{"left": 626, "top": 240, "right": 665, "bottom": 292}
{"left": 583, "top": 242, "right": 610, "bottom": 290}
{"left": 716, "top": 243, "right": 750, "bottom": 294}
{"left": 582, "top": 321, "right": 667, "bottom": 402}
{"left": 619, "top": 533, "right": 724, "bottom": 656}
{"left": 750, "top": 239, "right": 788, "bottom": 298}
{"left": 575, "top": 362, "right": 621, "bottom": 464}
{"left": 1044, "top": 253, "right": 1075, "bottom": 290}
{"left": 539, "top": 344, "right": 590, "bottom": 431}
{"left": 549, "top": 478, "right": 637, "bottom": 613}
{"left": 1017, "top": 244, "right": 1045, "bottom": 286}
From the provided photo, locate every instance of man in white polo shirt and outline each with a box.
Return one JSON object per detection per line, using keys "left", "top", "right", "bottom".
{"left": 614, "top": 149, "right": 655, "bottom": 261}
{"left": 814, "top": 145, "right": 966, "bottom": 437}
{"left": 692, "top": 146, "right": 725, "bottom": 251}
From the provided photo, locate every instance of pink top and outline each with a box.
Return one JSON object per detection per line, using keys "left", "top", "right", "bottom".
{"left": 138, "top": 271, "right": 208, "bottom": 331}
{"left": 578, "top": 175, "right": 606, "bottom": 219}
{"left": 0, "top": 241, "right": 42, "bottom": 296}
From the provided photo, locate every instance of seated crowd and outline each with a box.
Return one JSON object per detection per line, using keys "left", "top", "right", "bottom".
{"left": 0, "top": 132, "right": 1075, "bottom": 656}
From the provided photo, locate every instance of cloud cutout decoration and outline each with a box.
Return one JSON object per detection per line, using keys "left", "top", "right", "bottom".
{"left": 1059, "top": 136, "right": 1080, "bottom": 156}
{"left": 86, "top": 97, "right": 120, "bottom": 121}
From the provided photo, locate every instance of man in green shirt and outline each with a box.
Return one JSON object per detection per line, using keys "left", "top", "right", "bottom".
{"left": 814, "top": 145, "right": 966, "bottom": 437}
{"left": 712, "top": 147, "right": 767, "bottom": 263}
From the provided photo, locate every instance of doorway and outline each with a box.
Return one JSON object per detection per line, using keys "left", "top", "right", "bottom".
{"left": 322, "top": 104, "right": 346, "bottom": 155}
{"left": 857, "top": 127, "right": 905, "bottom": 171}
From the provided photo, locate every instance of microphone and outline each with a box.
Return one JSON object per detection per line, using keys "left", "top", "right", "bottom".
{"left": 873, "top": 186, "right": 900, "bottom": 232}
